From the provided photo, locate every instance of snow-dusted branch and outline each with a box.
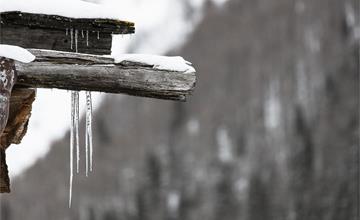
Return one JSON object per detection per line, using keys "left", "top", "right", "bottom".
{"left": 15, "top": 49, "right": 197, "bottom": 101}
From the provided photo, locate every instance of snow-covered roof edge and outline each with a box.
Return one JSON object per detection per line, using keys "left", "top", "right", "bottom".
{"left": 0, "top": 0, "right": 129, "bottom": 20}
{"left": 0, "top": 45, "right": 35, "bottom": 63}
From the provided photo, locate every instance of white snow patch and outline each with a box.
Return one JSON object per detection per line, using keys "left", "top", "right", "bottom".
{"left": 167, "top": 191, "right": 180, "bottom": 214}
{"left": 216, "top": 127, "right": 233, "bottom": 163}
{"left": 264, "top": 81, "right": 281, "bottom": 130}
{"left": 0, "top": 45, "right": 35, "bottom": 63}
{"left": 305, "top": 29, "right": 320, "bottom": 53}
{"left": 235, "top": 178, "right": 248, "bottom": 193}
{"left": 0, "top": 0, "right": 129, "bottom": 20}
{"left": 111, "top": 54, "right": 195, "bottom": 73}
{"left": 295, "top": 1, "right": 305, "bottom": 14}
{"left": 296, "top": 61, "right": 308, "bottom": 105}
{"left": 187, "top": 119, "right": 200, "bottom": 136}
{"left": 211, "top": 0, "right": 230, "bottom": 7}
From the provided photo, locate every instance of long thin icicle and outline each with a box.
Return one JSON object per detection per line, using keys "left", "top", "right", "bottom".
{"left": 70, "top": 28, "right": 73, "bottom": 50}
{"left": 74, "top": 29, "right": 80, "bottom": 173}
{"left": 85, "top": 91, "right": 93, "bottom": 174}
{"left": 75, "top": 29, "right": 78, "bottom": 53}
{"left": 69, "top": 91, "right": 76, "bottom": 208}
{"left": 86, "top": 30, "right": 89, "bottom": 47}
{"left": 75, "top": 91, "right": 80, "bottom": 173}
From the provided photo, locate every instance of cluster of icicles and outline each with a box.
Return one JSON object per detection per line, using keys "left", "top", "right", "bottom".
{"left": 66, "top": 28, "right": 97, "bottom": 207}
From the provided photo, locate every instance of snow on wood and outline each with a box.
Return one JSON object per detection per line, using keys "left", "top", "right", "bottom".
{"left": 0, "top": 45, "right": 35, "bottom": 63}
{"left": 15, "top": 49, "right": 196, "bottom": 101}
{"left": 111, "top": 54, "right": 196, "bottom": 74}
{"left": 0, "top": 0, "right": 129, "bottom": 20}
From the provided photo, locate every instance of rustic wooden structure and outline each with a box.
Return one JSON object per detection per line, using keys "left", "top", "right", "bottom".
{"left": 16, "top": 49, "right": 195, "bottom": 101}
{"left": 0, "top": 11, "right": 196, "bottom": 193}
{"left": 0, "top": 11, "right": 135, "bottom": 55}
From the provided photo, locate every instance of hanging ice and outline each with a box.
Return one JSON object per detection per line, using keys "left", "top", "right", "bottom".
{"left": 97, "top": 31, "right": 100, "bottom": 40}
{"left": 66, "top": 28, "right": 68, "bottom": 36}
{"left": 75, "top": 29, "right": 79, "bottom": 53}
{"left": 75, "top": 91, "right": 80, "bottom": 173}
{"left": 70, "top": 28, "right": 73, "bottom": 50}
{"left": 85, "top": 91, "right": 93, "bottom": 175}
{"left": 81, "top": 30, "right": 84, "bottom": 38}
{"left": 86, "top": 30, "right": 89, "bottom": 47}
{"left": 69, "top": 91, "right": 76, "bottom": 208}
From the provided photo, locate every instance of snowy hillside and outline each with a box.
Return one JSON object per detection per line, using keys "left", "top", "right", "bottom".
{"left": 6, "top": 0, "right": 226, "bottom": 176}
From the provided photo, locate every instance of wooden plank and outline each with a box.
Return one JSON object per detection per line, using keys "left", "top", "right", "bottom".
{"left": 0, "top": 11, "right": 135, "bottom": 55}
{"left": 15, "top": 49, "right": 196, "bottom": 101}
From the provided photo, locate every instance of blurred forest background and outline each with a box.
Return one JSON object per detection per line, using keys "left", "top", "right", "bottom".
{"left": 1, "top": 0, "right": 359, "bottom": 219}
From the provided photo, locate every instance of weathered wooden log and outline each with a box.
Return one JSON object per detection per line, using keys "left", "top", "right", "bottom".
{"left": 0, "top": 88, "right": 36, "bottom": 194}
{"left": 15, "top": 49, "right": 196, "bottom": 101}
{"left": 0, "top": 58, "right": 34, "bottom": 193}
{"left": 0, "top": 88, "right": 36, "bottom": 150}
{"left": 0, "top": 11, "right": 135, "bottom": 55}
{"left": 0, "top": 58, "right": 17, "bottom": 143}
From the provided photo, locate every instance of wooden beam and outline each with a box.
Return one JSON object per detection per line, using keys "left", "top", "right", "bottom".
{"left": 15, "top": 49, "right": 196, "bottom": 101}
{"left": 0, "top": 11, "right": 135, "bottom": 55}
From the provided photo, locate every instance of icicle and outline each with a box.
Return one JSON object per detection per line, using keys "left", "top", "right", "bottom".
{"left": 97, "top": 31, "right": 100, "bottom": 40}
{"left": 75, "top": 29, "right": 78, "bottom": 53}
{"left": 86, "top": 30, "right": 89, "bottom": 47}
{"left": 70, "top": 28, "right": 73, "bottom": 50}
{"left": 81, "top": 30, "right": 84, "bottom": 38}
{"left": 75, "top": 30, "right": 79, "bottom": 53}
{"left": 66, "top": 28, "right": 68, "bottom": 36}
{"left": 85, "top": 91, "right": 93, "bottom": 175}
{"left": 75, "top": 91, "right": 80, "bottom": 173}
{"left": 69, "top": 92, "right": 76, "bottom": 208}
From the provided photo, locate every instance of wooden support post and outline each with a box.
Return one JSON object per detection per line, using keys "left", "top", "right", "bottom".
{"left": 0, "top": 57, "right": 17, "bottom": 193}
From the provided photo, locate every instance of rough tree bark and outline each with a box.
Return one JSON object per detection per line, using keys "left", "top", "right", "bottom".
{"left": 0, "top": 58, "right": 36, "bottom": 193}
{"left": 0, "top": 57, "right": 16, "bottom": 193}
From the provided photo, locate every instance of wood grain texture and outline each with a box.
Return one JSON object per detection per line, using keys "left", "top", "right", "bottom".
{"left": 0, "top": 88, "right": 36, "bottom": 150}
{"left": 0, "top": 88, "right": 36, "bottom": 193}
{"left": 0, "top": 58, "right": 16, "bottom": 144}
{"left": 0, "top": 11, "right": 135, "bottom": 55}
{"left": 16, "top": 49, "right": 196, "bottom": 101}
{"left": 0, "top": 58, "right": 34, "bottom": 193}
